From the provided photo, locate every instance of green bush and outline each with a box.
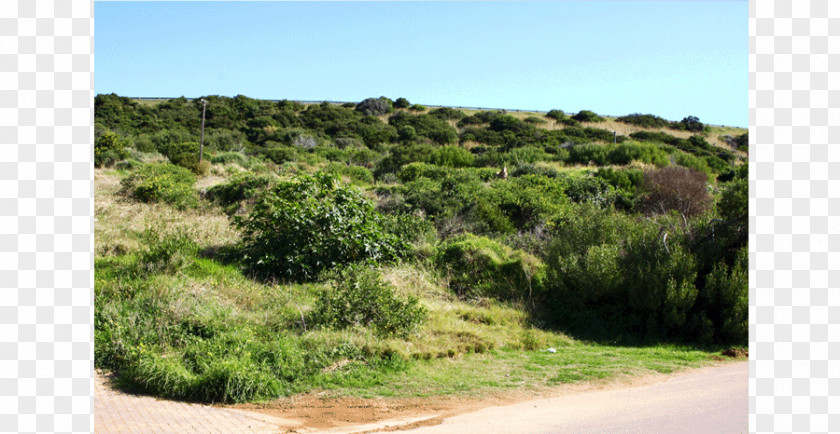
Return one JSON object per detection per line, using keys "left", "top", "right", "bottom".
{"left": 428, "top": 107, "right": 465, "bottom": 121}
{"left": 545, "top": 210, "right": 704, "bottom": 342}
{"left": 571, "top": 110, "right": 605, "bottom": 123}
{"left": 523, "top": 116, "right": 547, "bottom": 125}
{"left": 437, "top": 233, "right": 546, "bottom": 301}
{"left": 429, "top": 146, "right": 475, "bottom": 168}
{"left": 394, "top": 97, "right": 411, "bottom": 109}
{"left": 234, "top": 172, "right": 406, "bottom": 280}
{"left": 320, "top": 162, "right": 375, "bottom": 184}
{"left": 409, "top": 104, "right": 426, "bottom": 112}
{"left": 615, "top": 113, "right": 671, "bottom": 129}
{"left": 545, "top": 110, "right": 567, "bottom": 122}
{"left": 567, "top": 141, "right": 670, "bottom": 166}
{"left": 388, "top": 112, "right": 458, "bottom": 145}
{"left": 697, "top": 247, "right": 747, "bottom": 344}
{"left": 120, "top": 163, "right": 198, "bottom": 209}
{"left": 678, "top": 116, "right": 704, "bottom": 132}
{"left": 95, "top": 131, "right": 130, "bottom": 168}
{"left": 205, "top": 172, "right": 274, "bottom": 209}
{"left": 618, "top": 225, "right": 699, "bottom": 340}
{"left": 594, "top": 167, "right": 644, "bottom": 192}
{"left": 210, "top": 151, "right": 250, "bottom": 167}
{"left": 313, "top": 265, "right": 426, "bottom": 337}
{"left": 137, "top": 227, "right": 199, "bottom": 274}
{"left": 160, "top": 142, "right": 204, "bottom": 173}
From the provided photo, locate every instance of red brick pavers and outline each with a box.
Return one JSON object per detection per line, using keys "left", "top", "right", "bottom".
{"left": 94, "top": 371, "right": 301, "bottom": 433}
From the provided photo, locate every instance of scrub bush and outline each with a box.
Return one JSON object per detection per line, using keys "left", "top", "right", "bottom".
{"left": 234, "top": 172, "right": 406, "bottom": 280}
{"left": 137, "top": 227, "right": 199, "bottom": 274}
{"left": 313, "top": 265, "right": 426, "bottom": 337}
{"left": 320, "top": 162, "right": 375, "bottom": 184}
{"left": 615, "top": 113, "right": 671, "bottom": 129}
{"left": 394, "top": 97, "right": 411, "bottom": 109}
{"left": 120, "top": 163, "right": 198, "bottom": 209}
{"left": 571, "top": 110, "right": 605, "bottom": 123}
{"left": 95, "top": 131, "right": 130, "bottom": 168}
{"left": 437, "top": 234, "right": 546, "bottom": 301}
{"left": 205, "top": 172, "right": 274, "bottom": 209}
{"left": 160, "top": 142, "right": 204, "bottom": 174}
{"left": 210, "top": 151, "right": 250, "bottom": 167}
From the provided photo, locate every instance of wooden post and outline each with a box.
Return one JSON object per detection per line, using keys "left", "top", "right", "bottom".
{"left": 613, "top": 131, "right": 617, "bottom": 145}
{"left": 199, "top": 98, "right": 207, "bottom": 162}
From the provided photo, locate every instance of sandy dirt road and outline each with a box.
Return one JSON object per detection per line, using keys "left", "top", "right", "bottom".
{"left": 400, "top": 362, "right": 748, "bottom": 434}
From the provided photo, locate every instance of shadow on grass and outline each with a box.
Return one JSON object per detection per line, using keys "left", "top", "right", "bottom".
{"left": 526, "top": 302, "right": 746, "bottom": 355}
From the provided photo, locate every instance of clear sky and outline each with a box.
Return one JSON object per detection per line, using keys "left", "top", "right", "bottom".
{"left": 95, "top": 1, "right": 747, "bottom": 127}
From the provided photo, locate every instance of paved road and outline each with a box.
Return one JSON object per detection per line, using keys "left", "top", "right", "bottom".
{"left": 402, "top": 362, "right": 748, "bottom": 434}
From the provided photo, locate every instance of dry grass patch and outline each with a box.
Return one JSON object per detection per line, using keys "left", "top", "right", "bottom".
{"left": 95, "top": 169, "right": 240, "bottom": 256}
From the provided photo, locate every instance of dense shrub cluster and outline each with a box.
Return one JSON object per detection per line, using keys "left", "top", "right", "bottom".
{"left": 388, "top": 111, "right": 458, "bottom": 145}
{"left": 313, "top": 265, "right": 426, "bottom": 337}
{"left": 393, "top": 97, "right": 410, "bottom": 109}
{"left": 571, "top": 110, "right": 605, "bottom": 123}
{"left": 205, "top": 172, "right": 274, "bottom": 212}
{"left": 615, "top": 113, "right": 672, "bottom": 129}
{"left": 543, "top": 203, "right": 747, "bottom": 344}
{"left": 96, "top": 93, "right": 748, "bottom": 348}
{"left": 120, "top": 163, "right": 198, "bottom": 209}
{"left": 437, "top": 234, "right": 546, "bottom": 301}
{"left": 234, "top": 172, "right": 406, "bottom": 280}
{"left": 95, "top": 131, "right": 130, "bottom": 167}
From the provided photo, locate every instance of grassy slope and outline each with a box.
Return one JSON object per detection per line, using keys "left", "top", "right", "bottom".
{"left": 95, "top": 164, "right": 734, "bottom": 403}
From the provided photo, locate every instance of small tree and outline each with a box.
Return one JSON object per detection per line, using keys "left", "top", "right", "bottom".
{"left": 680, "top": 116, "right": 704, "bottom": 132}
{"left": 394, "top": 97, "right": 410, "bottom": 109}
{"left": 641, "top": 166, "right": 711, "bottom": 221}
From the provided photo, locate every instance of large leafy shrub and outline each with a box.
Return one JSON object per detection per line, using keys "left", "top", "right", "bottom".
{"left": 120, "top": 163, "right": 198, "bottom": 209}
{"left": 160, "top": 141, "right": 207, "bottom": 174}
{"left": 437, "top": 234, "right": 546, "bottom": 301}
{"left": 313, "top": 265, "right": 426, "bottom": 337}
{"left": 95, "top": 131, "right": 130, "bottom": 168}
{"left": 234, "top": 172, "right": 406, "bottom": 280}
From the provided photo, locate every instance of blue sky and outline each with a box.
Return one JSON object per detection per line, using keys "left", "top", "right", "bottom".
{"left": 95, "top": 1, "right": 747, "bottom": 127}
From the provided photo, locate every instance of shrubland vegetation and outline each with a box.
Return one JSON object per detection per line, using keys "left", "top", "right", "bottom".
{"left": 95, "top": 94, "right": 748, "bottom": 403}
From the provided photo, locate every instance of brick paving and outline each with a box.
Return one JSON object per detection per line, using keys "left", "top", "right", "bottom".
{"left": 94, "top": 371, "right": 301, "bottom": 433}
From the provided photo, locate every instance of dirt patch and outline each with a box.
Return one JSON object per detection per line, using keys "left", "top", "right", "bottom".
{"left": 721, "top": 347, "right": 748, "bottom": 358}
{"left": 225, "top": 364, "right": 733, "bottom": 433}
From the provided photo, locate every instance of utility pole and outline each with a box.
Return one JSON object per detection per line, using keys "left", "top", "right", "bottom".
{"left": 199, "top": 98, "right": 207, "bottom": 162}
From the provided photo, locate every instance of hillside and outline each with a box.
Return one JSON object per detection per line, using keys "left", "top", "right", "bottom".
{"left": 94, "top": 94, "right": 747, "bottom": 404}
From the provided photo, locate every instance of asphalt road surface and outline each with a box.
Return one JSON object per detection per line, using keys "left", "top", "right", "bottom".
{"left": 403, "top": 362, "right": 748, "bottom": 434}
